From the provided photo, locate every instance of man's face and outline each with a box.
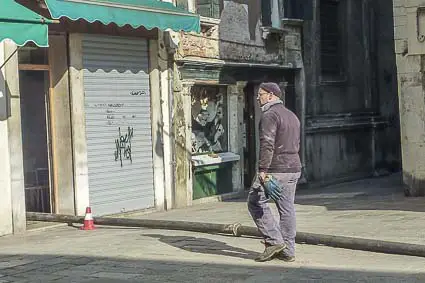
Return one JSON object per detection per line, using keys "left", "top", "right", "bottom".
{"left": 257, "top": 88, "right": 272, "bottom": 106}
{"left": 197, "top": 111, "right": 209, "bottom": 126}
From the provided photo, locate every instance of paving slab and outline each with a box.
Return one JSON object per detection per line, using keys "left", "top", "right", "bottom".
{"left": 0, "top": 224, "right": 425, "bottom": 282}
{"left": 129, "top": 173, "right": 425, "bottom": 245}
{"left": 1, "top": 173, "right": 425, "bottom": 282}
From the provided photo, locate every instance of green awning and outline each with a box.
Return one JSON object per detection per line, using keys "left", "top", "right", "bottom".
{"left": 44, "top": 0, "right": 201, "bottom": 33}
{"left": 0, "top": 0, "right": 53, "bottom": 47}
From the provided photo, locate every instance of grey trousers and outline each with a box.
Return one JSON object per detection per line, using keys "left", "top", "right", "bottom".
{"left": 247, "top": 172, "right": 301, "bottom": 257}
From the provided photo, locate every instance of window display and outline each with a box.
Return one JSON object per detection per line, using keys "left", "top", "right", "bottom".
{"left": 191, "top": 85, "right": 228, "bottom": 154}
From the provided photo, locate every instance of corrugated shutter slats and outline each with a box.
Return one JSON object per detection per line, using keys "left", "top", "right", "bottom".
{"left": 82, "top": 34, "right": 155, "bottom": 216}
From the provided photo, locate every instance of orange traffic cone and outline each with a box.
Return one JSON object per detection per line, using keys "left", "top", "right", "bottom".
{"left": 80, "top": 207, "right": 95, "bottom": 230}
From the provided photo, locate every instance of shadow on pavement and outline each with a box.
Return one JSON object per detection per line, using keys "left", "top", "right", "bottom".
{"left": 294, "top": 173, "right": 425, "bottom": 213}
{"left": 144, "top": 234, "right": 258, "bottom": 260}
{"left": 226, "top": 173, "right": 425, "bottom": 213}
{"left": 0, "top": 253, "right": 425, "bottom": 282}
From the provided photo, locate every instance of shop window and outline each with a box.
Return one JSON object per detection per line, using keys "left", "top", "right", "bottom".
{"left": 191, "top": 85, "right": 228, "bottom": 154}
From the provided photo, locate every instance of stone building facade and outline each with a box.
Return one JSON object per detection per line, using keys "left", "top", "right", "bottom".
{"left": 301, "top": 0, "right": 401, "bottom": 187}
{"left": 0, "top": 0, "right": 403, "bottom": 237}
{"left": 392, "top": 0, "right": 425, "bottom": 196}
{"left": 167, "top": 0, "right": 304, "bottom": 207}
{"left": 168, "top": 0, "right": 401, "bottom": 207}
{"left": 0, "top": 0, "right": 200, "bottom": 235}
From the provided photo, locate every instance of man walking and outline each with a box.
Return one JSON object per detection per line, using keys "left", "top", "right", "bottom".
{"left": 248, "top": 82, "right": 302, "bottom": 262}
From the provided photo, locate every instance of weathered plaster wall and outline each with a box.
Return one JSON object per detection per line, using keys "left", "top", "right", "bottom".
{"left": 177, "top": 1, "right": 301, "bottom": 67}
{"left": 69, "top": 34, "right": 90, "bottom": 216}
{"left": 306, "top": 1, "right": 370, "bottom": 115}
{"left": 149, "top": 39, "right": 167, "bottom": 211}
{"left": 228, "top": 82, "right": 246, "bottom": 192}
{"left": 157, "top": 32, "right": 174, "bottom": 210}
{"left": 3, "top": 41, "right": 26, "bottom": 233}
{"left": 302, "top": 0, "right": 400, "bottom": 186}
{"left": 373, "top": 0, "right": 401, "bottom": 173}
{"left": 172, "top": 0, "right": 303, "bottom": 203}
{"left": 0, "top": 42, "right": 13, "bottom": 236}
{"left": 393, "top": 0, "right": 425, "bottom": 196}
{"left": 172, "top": 77, "right": 193, "bottom": 208}
{"left": 48, "top": 35, "right": 75, "bottom": 214}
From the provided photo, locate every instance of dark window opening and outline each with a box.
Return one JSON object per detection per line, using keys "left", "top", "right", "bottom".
{"left": 176, "top": 0, "right": 189, "bottom": 10}
{"left": 284, "top": 0, "right": 313, "bottom": 20}
{"left": 261, "top": 0, "right": 272, "bottom": 26}
{"left": 320, "top": 0, "right": 344, "bottom": 77}
{"left": 196, "top": 0, "right": 223, "bottom": 19}
{"left": 18, "top": 46, "right": 52, "bottom": 214}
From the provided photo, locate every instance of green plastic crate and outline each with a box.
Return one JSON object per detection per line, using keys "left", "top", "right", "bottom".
{"left": 192, "top": 162, "right": 233, "bottom": 200}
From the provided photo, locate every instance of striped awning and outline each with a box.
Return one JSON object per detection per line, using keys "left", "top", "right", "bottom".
{"left": 44, "top": 0, "right": 200, "bottom": 33}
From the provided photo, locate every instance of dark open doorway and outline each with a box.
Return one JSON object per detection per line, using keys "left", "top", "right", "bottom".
{"left": 18, "top": 46, "right": 52, "bottom": 213}
{"left": 242, "top": 77, "right": 297, "bottom": 189}
{"left": 243, "top": 82, "right": 257, "bottom": 189}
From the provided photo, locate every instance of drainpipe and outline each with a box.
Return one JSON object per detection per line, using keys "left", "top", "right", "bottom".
{"left": 297, "top": 66, "right": 308, "bottom": 184}
{"left": 167, "top": 52, "right": 176, "bottom": 210}
{"left": 162, "top": 30, "right": 179, "bottom": 209}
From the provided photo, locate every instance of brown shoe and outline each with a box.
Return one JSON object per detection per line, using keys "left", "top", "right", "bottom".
{"left": 277, "top": 252, "right": 295, "bottom": 262}
{"left": 255, "top": 243, "right": 287, "bottom": 262}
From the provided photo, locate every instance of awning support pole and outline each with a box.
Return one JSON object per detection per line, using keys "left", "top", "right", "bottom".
{"left": 0, "top": 46, "right": 21, "bottom": 70}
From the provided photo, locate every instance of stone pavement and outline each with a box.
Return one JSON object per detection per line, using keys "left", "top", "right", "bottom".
{"left": 1, "top": 173, "right": 425, "bottom": 282}
{"left": 130, "top": 173, "right": 425, "bottom": 245}
{"left": 1, "top": 225, "right": 425, "bottom": 282}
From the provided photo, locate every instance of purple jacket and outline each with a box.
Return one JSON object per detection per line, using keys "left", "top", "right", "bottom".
{"left": 258, "top": 101, "right": 301, "bottom": 173}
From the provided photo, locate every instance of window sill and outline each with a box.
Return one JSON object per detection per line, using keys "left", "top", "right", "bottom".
{"left": 260, "top": 26, "right": 287, "bottom": 40}
{"left": 192, "top": 152, "right": 240, "bottom": 167}
{"left": 319, "top": 75, "right": 348, "bottom": 85}
{"left": 200, "top": 16, "right": 221, "bottom": 28}
{"left": 281, "top": 18, "right": 304, "bottom": 26}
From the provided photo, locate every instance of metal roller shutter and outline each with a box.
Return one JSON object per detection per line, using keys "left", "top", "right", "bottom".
{"left": 82, "top": 34, "right": 155, "bottom": 215}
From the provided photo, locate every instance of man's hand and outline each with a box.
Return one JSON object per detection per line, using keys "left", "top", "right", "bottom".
{"left": 259, "top": 172, "right": 266, "bottom": 182}
{"left": 259, "top": 174, "right": 282, "bottom": 202}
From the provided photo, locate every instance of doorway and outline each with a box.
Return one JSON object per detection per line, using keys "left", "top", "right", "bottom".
{"left": 18, "top": 46, "right": 52, "bottom": 213}
{"left": 242, "top": 78, "right": 297, "bottom": 189}
{"left": 243, "top": 82, "right": 257, "bottom": 188}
